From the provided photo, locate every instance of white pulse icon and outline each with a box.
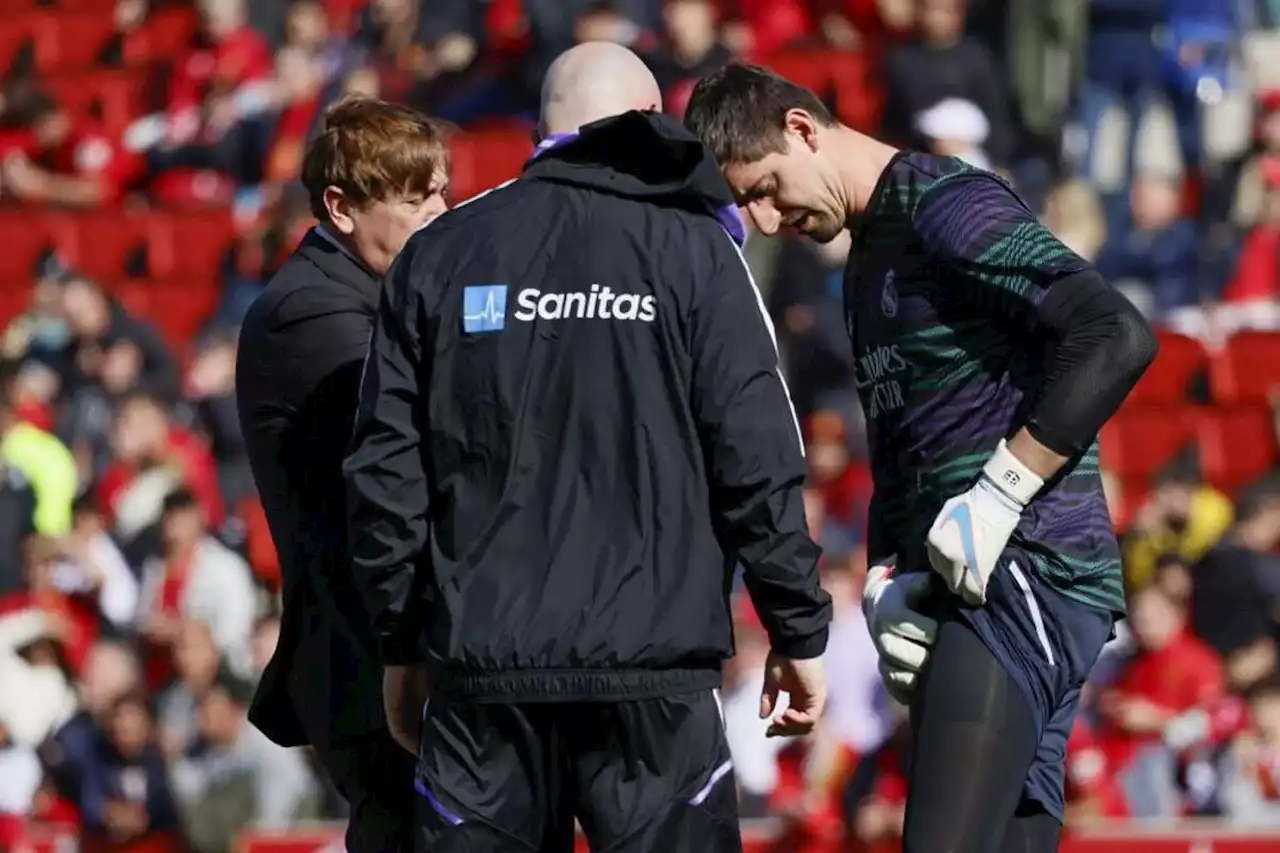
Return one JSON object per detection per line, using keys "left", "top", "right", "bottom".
{"left": 465, "top": 290, "right": 504, "bottom": 325}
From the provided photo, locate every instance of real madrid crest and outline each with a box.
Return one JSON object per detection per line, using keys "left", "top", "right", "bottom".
{"left": 881, "top": 269, "right": 898, "bottom": 318}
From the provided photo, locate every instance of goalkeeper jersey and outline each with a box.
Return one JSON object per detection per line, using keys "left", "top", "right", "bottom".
{"left": 846, "top": 152, "right": 1124, "bottom": 616}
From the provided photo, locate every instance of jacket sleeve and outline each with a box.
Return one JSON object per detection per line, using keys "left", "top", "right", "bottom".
{"left": 344, "top": 245, "right": 432, "bottom": 666}
{"left": 687, "top": 227, "right": 831, "bottom": 659}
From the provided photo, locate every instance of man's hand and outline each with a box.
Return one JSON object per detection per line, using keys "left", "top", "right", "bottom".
{"left": 926, "top": 440, "right": 1043, "bottom": 605}
{"left": 382, "top": 664, "right": 429, "bottom": 756}
{"left": 760, "top": 651, "right": 826, "bottom": 738}
{"left": 862, "top": 559, "right": 937, "bottom": 704}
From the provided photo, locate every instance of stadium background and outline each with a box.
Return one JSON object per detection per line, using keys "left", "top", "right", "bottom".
{"left": 4, "top": 0, "right": 1280, "bottom": 851}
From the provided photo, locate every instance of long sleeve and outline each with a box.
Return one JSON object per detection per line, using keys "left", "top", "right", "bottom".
{"left": 913, "top": 173, "right": 1158, "bottom": 457}
{"left": 344, "top": 246, "right": 432, "bottom": 666}
{"left": 687, "top": 229, "right": 831, "bottom": 659}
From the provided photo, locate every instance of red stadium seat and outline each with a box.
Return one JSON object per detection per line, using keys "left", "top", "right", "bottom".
{"left": 1197, "top": 405, "right": 1279, "bottom": 493}
{"left": 0, "top": 14, "right": 35, "bottom": 73}
{"left": 44, "top": 69, "right": 149, "bottom": 139}
{"left": 121, "top": 5, "right": 199, "bottom": 64}
{"left": 116, "top": 277, "right": 219, "bottom": 356}
{"left": 30, "top": 11, "right": 117, "bottom": 72}
{"left": 762, "top": 50, "right": 834, "bottom": 103}
{"left": 1098, "top": 405, "right": 1198, "bottom": 481}
{"left": 60, "top": 211, "right": 148, "bottom": 284}
{"left": 0, "top": 211, "right": 59, "bottom": 281}
{"left": 146, "top": 211, "right": 236, "bottom": 280}
{"left": 1209, "top": 330, "right": 1280, "bottom": 405}
{"left": 1127, "top": 330, "right": 1207, "bottom": 404}
{"left": 0, "top": 284, "right": 29, "bottom": 333}
{"left": 831, "top": 51, "right": 882, "bottom": 133}
{"left": 449, "top": 127, "right": 531, "bottom": 203}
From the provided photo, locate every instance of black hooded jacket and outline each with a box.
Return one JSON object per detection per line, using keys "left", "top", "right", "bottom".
{"left": 344, "top": 111, "right": 831, "bottom": 702}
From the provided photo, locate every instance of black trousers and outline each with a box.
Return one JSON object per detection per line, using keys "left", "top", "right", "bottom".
{"left": 904, "top": 619, "right": 1063, "bottom": 853}
{"left": 314, "top": 729, "right": 420, "bottom": 853}
{"left": 415, "top": 690, "right": 741, "bottom": 852}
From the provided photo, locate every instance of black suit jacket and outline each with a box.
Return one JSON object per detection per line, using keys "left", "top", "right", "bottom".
{"left": 236, "top": 229, "right": 386, "bottom": 747}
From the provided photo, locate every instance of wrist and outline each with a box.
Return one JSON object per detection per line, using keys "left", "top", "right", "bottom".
{"left": 982, "top": 439, "right": 1045, "bottom": 507}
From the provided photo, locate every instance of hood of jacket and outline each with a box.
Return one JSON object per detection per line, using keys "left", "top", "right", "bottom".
{"left": 522, "top": 110, "right": 746, "bottom": 246}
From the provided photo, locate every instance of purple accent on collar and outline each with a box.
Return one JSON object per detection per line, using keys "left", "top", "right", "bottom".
{"left": 531, "top": 131, "right": 580, "bottom": 158}
{"left": 716, "top": 204, "right": 746, "bottom": 247}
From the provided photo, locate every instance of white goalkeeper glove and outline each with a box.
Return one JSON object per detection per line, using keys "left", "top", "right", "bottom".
{"left": 862, "top": 558, "right": 938, "bottom": 705}
{"left": 926, "top": 440, "right": 1044, "bottom": 606}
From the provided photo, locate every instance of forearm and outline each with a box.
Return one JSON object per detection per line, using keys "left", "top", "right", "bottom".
{"left": 1024, "top": 270, "right": 1158, "bottom": 458}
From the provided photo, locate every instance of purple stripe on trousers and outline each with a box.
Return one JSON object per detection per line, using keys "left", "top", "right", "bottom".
{"left": 414, "top": 777, "right": 465, "bottom": 826}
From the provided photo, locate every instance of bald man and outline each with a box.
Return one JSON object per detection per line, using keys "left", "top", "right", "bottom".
{"left": 346, "top": 43, "right": 830, "bottom": 852}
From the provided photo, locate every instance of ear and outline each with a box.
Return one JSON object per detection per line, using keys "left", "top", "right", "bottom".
{"left": 322, "top": 185, "right": 356, "bottom": 235}
{"left": 784, "top": 108, "right": 821, "bottom": 152}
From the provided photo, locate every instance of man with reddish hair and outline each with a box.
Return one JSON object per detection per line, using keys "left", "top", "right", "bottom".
{"left": 236, "top": 97, "right": 449, "bottom": 853}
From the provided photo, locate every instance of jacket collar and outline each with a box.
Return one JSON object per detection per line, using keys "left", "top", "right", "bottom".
{"left": 295, "top": 227, "right": 379, "bottom": 300}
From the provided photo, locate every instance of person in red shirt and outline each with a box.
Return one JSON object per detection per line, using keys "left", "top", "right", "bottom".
{"left": 1098, "top": 586, "right": 1226, "bottom": 789}
{"left": 0, "top": 92, "right": 137, "bottom": 208}
{"left": 164, "top": 0, "right": 273, "bottom": 148}
{"left": 96, "top": 393, "right": 224, "bottom": 539}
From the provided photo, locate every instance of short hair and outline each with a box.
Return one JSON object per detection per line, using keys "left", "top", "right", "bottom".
{"left": 684, "top": 63, "right": 836, "bottom": 166}
{"left": 162, "top": 487, "right": 200, "bottom": 516}
{"left": 1235, "top": 474, "right": 1280, "bottom": 522}
{"left": 301, "top": 97, "right": 451, "bottom": 223}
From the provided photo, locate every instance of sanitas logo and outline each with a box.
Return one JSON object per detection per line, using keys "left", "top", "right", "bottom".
{"left": 514, "top": 284, "right": 656, "bottom": 323}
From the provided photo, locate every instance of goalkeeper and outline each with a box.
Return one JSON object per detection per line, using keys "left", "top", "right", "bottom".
{"left": 686, "top": 64, "right": 1157, "bottom": 853}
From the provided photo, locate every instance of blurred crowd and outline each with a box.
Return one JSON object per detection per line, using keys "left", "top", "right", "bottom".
{"left": 4, "top": 0, "right": 1280, "bottom": 851}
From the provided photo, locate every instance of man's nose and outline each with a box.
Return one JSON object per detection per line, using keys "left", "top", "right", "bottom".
{"left": 747, "top": 201, "right": 781, "bottom": 236}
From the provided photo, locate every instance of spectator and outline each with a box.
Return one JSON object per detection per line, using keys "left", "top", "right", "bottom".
{"left": 1042, "top": 178, "right": 1109, "bottom": 262}
{"left": 0, "top": 360, "right": 79, "bottom": 539}
{"left": 719, "top": 0, "right": 813, "bottom": 59}
{"left": 79, "top": 692, "right": 184, "bottom": 853}
{"left": 140, "top": 0, "right": 275, "bottom": 200}
{"left": 172, "top": 672, "right": 319, "bottom": 853}
{"left": 804, "top": 411, "right": 871, "bottom": 547}
{"left": 1099, "top": 585, "right": 1227, "bottom": 817}
{"left": 1074, "top": 0, "right": 1166, "bottom": 187}
{"left": 842, "top": 712, "right": 910, "bottom": 848}
{"left": 768, "top": 232, "right": 857, "bottom": 420}
{"left": 721, "top": 605, "right": 785, "bottom": 818}
{"left": 0, "top": 605, "right": 80, "bottom": 749}
{"left": 1219, "top": 676, "right": 1280, "bottom": 823}
{"left": 59, "top": 276, "right": 180, "bottom": 404}
{"left": 185, "top": 335, "right": 252, "bottom": 510}
{"left": 881, "top": 0, "right": 1015, "bottom": 167}
{"left": 1123, "top": 455, "right": 1234, "bottom": 591}
{"left": 1096, "top": 170, "right": 1203, "bottom": 318}
{"left": 0, "top": 458, "right": 37, "bottom": 597}
{"left": 0, "top": 91, "right": 137, "bottom": 208}
{"left": 50, "top": 496, "right": 140, "bottom": 636}
{"left": 347, "top": 0, "right": 484, "bottom": 112}
{"left": 646, "top": 0, "right": 732, "bottom": 117}
{"left": 136, "top": 489, "right": 257, "bottom": 691}
{"left": 1191, "top": 476, "right": 1280, "bottom": 693}
{"left": 98, "top": 394, "right": 224, "bottom": 544}
{"left": 6, "top": 535, "right": 98, "bottom": 675}
{"left": 156, "top": 621, "right": 223, "bottom": 762}
{"left": 44, "top": 641, "right": 144, "bottom": 810}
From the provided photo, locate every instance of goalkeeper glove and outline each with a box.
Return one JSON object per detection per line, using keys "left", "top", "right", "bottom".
{"left": 926, "top": 439, "right": 1044, "bottom": 606}
{"left": 862, "top": 558, "right": 938, "bottom": 705}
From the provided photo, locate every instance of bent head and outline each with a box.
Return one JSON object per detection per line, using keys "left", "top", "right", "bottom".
{"left": 685, "top": 64, "right": 846, "bottom": 242}
{"left": 302, "top": 97, "right": 450, "bottom": 275}
{"left": 539, "top": 42, "right": 662, "bottom": 137}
